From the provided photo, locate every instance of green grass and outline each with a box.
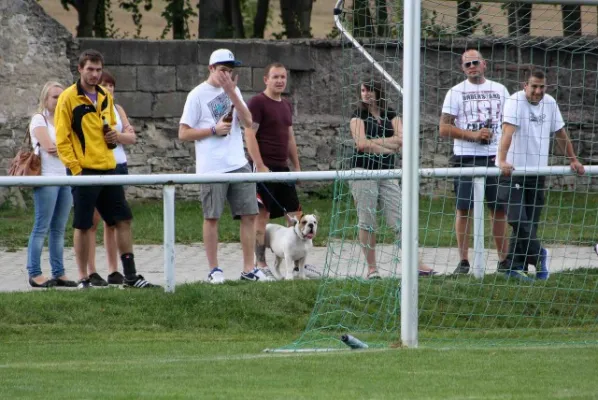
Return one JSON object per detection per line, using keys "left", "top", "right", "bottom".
{"left": 1, "top": 333, "right": 597, "bottom": 399}
{"left": 2, "top": 186, "right": 598, "bottom": 250}
{"left": 0, "top": 278, "right": 597, "bottom": 399}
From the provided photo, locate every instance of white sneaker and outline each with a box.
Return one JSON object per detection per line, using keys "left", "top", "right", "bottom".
{"left": 208, "top": 268, "right": 225, "bottom": 284}
{"left": 253, "top": 267, "right": 275, "bottom": 282}
{"left": 594, "top": 243, "right": 598, "bottom": 256}
{"left": 293, "top": 264, "right": 322, "bottom": 280}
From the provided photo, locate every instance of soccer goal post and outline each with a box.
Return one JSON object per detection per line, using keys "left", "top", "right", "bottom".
{"left": 269, "top": 0, "right": 598, "bottom": 351}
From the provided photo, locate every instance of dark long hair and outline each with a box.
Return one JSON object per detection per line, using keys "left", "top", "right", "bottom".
{"left": 358, "top": 80, "right": 388, "bottom": 111}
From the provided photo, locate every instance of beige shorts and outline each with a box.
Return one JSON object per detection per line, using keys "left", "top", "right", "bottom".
{"left": 350, "top": 169, "right": 401, "bottom": 233}
{"left": 199, "top": 164, "right": 259, "bottom": 219}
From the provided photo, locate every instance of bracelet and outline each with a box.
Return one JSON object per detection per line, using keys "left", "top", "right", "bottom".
{"left": 211, "top": 126, "right": 217, "bottom": 136}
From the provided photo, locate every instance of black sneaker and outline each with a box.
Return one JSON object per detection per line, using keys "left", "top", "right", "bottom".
{"left": 497, "top": 260, "right": 509, "bottom": 273}
{"left": 88, "top": 273, "right": 108, "bottom": 287}
{"left": 123, "top": 275, "right": 161, "bottom": 289}
{"left": 107, "top": 271, "right": 124, "bottom": 285}
{"left": 240, "top": 271, "right": 260, "bottom": 281}
{"left": 453, "top": 259, "right": 470, "bottom": 275}
{"left": 77, "top": 279, "right": 91, "bottom": 290}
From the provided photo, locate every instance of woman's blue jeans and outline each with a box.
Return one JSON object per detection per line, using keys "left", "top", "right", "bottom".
{"left": 26, "top": 186, "right": 72, "bottom": 278}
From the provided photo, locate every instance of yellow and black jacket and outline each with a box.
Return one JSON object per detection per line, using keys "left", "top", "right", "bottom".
{"left": 55, "top": 80, "right": 117, "bottom": 175}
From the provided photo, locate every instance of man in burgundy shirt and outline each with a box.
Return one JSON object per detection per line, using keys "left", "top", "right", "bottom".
{"left": 245, "top": 63, "right": 319, "bottom": 280}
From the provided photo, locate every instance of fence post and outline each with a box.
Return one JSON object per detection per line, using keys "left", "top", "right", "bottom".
{"left": 473, "top": 177, "right": 485, "bottom": 279}
{"left": 163, "top": 185, "right": 176, "bottom": 293}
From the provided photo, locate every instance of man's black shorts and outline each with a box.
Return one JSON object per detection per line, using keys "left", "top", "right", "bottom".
{"left": 254, "top": 165, "right": 301, "bottom": 219}
{"left": 451, "top": 155, "right": 504, "bottom": 212}
{"left": 69, "top": 168, "right": 133, "bottom": 229}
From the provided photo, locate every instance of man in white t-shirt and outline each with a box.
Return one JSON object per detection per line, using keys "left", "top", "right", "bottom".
{"left": 179, "top": 49, "right": 261, "bottom": 283}
{"left": 497, "top": 69, "right": 585, "bottom": 281}
{"left": 440, "top": 49, "right": 510, "bottom": 275}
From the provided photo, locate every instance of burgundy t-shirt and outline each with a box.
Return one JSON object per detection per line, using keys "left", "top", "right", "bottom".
{"left": 247, "top": 92, "right": 293, "bottom": 168}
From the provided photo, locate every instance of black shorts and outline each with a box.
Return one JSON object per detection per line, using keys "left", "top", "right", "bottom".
{"left": 451, "top": 155, "right": 504, "bottom": 212}
{"left": 115, "top": 162, "right": 129, "bottom": 175}
{"left": 69, "top": 168, "right": 133, "bottom": 230}
{"left": 253, "top": 164, "right": 301, "bottom": 219}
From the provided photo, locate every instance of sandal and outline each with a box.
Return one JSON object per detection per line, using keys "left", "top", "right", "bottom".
{"left": 367, "top": 270, "right": 381, "bottom": 280}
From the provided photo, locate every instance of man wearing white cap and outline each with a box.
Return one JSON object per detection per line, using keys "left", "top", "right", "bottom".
{"left": 179, "top": 49, "right": 262, "bottom": 283}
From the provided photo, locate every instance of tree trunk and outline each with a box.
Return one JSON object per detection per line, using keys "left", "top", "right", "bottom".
{"left": 295, "top": 0, "right": 313, "bottom": 38}
{"left": 562, "top": 5, "right": 582, "bottom": 37}
{"left": 456, "top": 1, "right": 473, "bottom": 37}
{"left": 198, "top": 0, "right": 230, "bottom": 38}
{"left": 94, "top": 0, "right": 106, "bottom": 37}
{"left": 352, "top": 0, "right": 374, "bottom": 37}
{"left": 280, "top": 0, "right": 313, "bottom": 38}
{"left": 507, "top": 3, "right": 532, "bottom": 36}
{"left": 375, "top": 0, "right": 388, "bottom": 37}
{"left": 230, "top": 0, "right": 246, "bottom": 38}
{"left": 170, "top": 0, "right": 186, "bottom": 39}
{"left": 76, "top": 0, "right": 100, "bottom": 37}
{"left": 253, "top": 0, "right": 270, "bottom": 38}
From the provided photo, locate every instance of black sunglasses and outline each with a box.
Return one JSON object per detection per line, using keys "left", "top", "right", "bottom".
{"left": 463, "top": 60, "right": 481, "bottom": 68}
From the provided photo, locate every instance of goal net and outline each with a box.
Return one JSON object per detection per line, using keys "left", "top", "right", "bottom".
{"left": 278, "top": 0, "right": 598, "bottom": 350}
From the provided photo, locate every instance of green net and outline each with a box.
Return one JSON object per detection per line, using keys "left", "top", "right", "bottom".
{"left": 275, "top": 0, "right": 598, "bottom": 351}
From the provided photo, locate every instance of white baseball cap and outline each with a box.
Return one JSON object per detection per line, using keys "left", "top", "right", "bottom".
{"left": 209, "top": 49, "right": 242, "bottom": 67}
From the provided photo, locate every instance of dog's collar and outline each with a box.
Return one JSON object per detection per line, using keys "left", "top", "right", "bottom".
{"left": 294, "top": 225, "right": 305, "bottom": 239}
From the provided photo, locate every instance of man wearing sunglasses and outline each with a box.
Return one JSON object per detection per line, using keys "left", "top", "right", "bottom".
{"left": 179, "top": 49, "right": 260, "bottom": 283}
{"left": 439, "top": 49, "right": 510, "bottom": 275}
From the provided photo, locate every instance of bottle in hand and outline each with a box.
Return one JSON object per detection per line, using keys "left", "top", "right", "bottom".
{"left": 223, "top": 105, "right": 235, "bottom": 123}
{"left": 102, "top": 117, "right": 117, "bottom": 150}
{"left": 480, "top": 118, "right": 492, "bottom": 145}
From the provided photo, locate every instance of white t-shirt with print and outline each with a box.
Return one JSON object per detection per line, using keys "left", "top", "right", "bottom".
{"left": 441, "top": 79, "right": 510, "bottom": 156}
{"left": 179, "top": 82, "right": 248, "bottom": 174}
{"left": 29, "top": 110, "right": 66, "bottom": 176}
{"left": 499, "top": 90, "right": 565, "bottom": 168}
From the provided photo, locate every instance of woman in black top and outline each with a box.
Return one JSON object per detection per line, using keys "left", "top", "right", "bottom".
{"left": 349, "top": 80, "right": 435, "bottom": 278}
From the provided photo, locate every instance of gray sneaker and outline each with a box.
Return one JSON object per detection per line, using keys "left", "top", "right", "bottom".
{"left": 293, "top": 264, "right": 322, "bottom": 279}
{"left": 253, "top": 267, "right": 275, "bottom": 282}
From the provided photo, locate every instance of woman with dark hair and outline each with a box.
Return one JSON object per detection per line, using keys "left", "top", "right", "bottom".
{"left": 349, "top": 80, "right": 435, "bottom": 279}
{"left": 85, "top": 70, "right": 137, "bottom": 286}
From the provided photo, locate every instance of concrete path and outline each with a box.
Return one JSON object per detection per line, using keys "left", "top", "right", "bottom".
{"left": 2, "top": 243, "right": 597, "bottom": 292}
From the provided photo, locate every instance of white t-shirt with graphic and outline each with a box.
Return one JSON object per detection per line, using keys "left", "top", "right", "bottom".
{"left": 179, "top": 82, "right": 248, "bottom": 174}
{"left": 441, "top": 79, "right": 510, "bottom": 156}
{"left": 499, "top": 90, "right": 565, "bottom": 168}
{"left": 29, "top": 110, "right": 67, "bottom": 176}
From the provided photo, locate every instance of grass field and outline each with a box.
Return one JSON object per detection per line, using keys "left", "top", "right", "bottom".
{"left": 1, "top": 186, "right": 597, "bottom": 250}
{"left": 0, "top": 280, "right": 597, "bottom": 399}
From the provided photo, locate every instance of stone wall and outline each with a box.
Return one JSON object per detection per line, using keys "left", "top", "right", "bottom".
{"left": 2, "top": 0, "right": 598, "bottom": 205}
{"left": 0, "top": 0, "right": 74, "bottom": 206}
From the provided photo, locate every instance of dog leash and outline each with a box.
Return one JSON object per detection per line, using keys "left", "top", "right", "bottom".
{"left": 257, "top": 182, "right": 289, "bottom": 217}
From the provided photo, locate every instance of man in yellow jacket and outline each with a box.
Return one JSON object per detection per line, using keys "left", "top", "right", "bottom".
{"left": 56, "top": 49, "right": 158, "bottom": 289}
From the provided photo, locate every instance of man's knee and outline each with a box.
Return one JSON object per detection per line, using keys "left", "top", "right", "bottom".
{"left": 114, "top": 219, "right": 132, "bottom": 229}
{"left": 241, "top": 214, "right": 257, "bottom": 224}
{"left": 456, "top": 209, "right": 472, "bottom": 218}
{"left": 204, "top": 218, "right": 219, "bottom": 226}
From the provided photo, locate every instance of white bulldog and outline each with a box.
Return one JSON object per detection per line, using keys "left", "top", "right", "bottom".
{"left": 264, "top": 213, "right": 318, "bottom": 280}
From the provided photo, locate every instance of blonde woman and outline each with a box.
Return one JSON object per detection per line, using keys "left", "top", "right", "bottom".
{"left": 26, "top": 81, "right": 76, "bottom": 288}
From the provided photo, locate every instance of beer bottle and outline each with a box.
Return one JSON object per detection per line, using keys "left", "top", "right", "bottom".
{"left": 103, "top": 117, "right": 117, "bottom": 150}
{"left": 223, "top": 105, "right": 235, "bottom": 123}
